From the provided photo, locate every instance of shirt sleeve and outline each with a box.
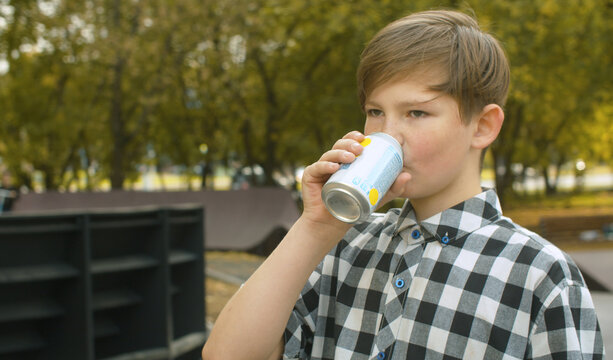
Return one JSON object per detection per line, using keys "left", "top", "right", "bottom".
{"left": 526, "top": 283, "right": 605, "bottom": 359}
{"left": 283, "top": 263, "right": 323, "bottom": 359}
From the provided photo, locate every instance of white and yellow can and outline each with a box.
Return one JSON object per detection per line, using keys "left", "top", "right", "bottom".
{"left": 322, "top": 132, "right": 403, "bottom": 223}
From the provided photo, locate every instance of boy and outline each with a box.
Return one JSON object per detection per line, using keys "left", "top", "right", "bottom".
{"left": 202, "top": 10, "right": 604, "bottom": 359}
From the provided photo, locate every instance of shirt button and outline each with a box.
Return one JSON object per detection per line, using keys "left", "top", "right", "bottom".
{"left": 411, "top": 229, "right": 421, "bottom": 239}
{"left": 441, "top": 235, "right": 450, "bottom": 244}
{"left": 377, "top": 351, "right": 386, "bottom": 360}
{"left": 395, "top": 278, "right": 405, "bottom": 288}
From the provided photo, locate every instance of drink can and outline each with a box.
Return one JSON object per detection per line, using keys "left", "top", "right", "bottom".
{"left": 321, "top": 132, "right": 403, "bottom": 223}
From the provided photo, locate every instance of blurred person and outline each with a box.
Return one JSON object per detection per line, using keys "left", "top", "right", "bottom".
{"left": 202, "top": 9, "right": 604, "bottom": 360}
{"left": 0, "top": 170, "right": 19, "bottom": 213}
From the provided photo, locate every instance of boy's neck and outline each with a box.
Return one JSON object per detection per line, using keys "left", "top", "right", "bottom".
{"left": 411, "top": 178, "right": 483, "bottom": 222}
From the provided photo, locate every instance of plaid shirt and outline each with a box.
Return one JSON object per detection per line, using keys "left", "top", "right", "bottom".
{"left": 283, "top": 189, "right": 604, "bottom": 359}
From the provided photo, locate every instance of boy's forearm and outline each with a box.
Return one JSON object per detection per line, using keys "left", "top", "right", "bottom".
{"left": 202, "top": 216, "right": 349, "bottom": 360}
{"left": 203, "top": 130, "right": 362, "bottom": 359}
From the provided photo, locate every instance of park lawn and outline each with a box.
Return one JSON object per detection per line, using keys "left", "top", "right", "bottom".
{"left": 503, "top": 191, "right": 613, "bottom": 231}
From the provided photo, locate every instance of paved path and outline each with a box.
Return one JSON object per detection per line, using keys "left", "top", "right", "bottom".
{"left": 568, "top": 249, "right": 613, "bottom": 292}
{"left": 206, "top": 253, "right": 264, "bottom": 285}
{"left": 568, "top": 250, "right": 613, "bottom": 353}
{"left": 592, "top": 292, "right": 613, "bottom": 355}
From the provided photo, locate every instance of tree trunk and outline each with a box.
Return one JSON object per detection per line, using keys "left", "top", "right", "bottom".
{"left": 108, "top": 0, "right": 127, "bottom": 190}
{"left": 542, "top": 158, "right": 565, "bottom": 195}
{"left": 156, "top": 160, "right": 166, "bottom": 191}
{"left": 263, "top": 113, "right": 278, "bottom": 186}
{"left": 490, "top": 101, "right": 524, "bottom": 205}
{"left": 40, "top": 165, "right": 58, "bottom": 191}
{"left": 251, "top": 48, "right": 280, "bottom": 187}
{"left": 542, "top": 165, "right": 556, "bottom": 195}
{"left": 109, "top": 56, "right": 127, "bottom": 190}
{"left": 492, "top": 153, "right": 515, "bottom": 205}
{"left": 241, "top": 118, "right": 257, "bottom": 185}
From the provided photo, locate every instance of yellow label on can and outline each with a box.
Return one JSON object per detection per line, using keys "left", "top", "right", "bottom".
{"left": 369, "top": 188, "right": 379, "bottom": 205}
{"left": 360, "top": 138, "right": 372, "bottom": 147}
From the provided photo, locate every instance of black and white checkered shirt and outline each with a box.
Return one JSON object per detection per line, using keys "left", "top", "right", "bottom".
{"left": 283, "top": 189, "right": 604, "bottom": 359}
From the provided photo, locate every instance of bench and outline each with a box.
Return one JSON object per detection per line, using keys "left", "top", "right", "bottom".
{"left": 539, "top": 214, "right": 613, "bottom": 244}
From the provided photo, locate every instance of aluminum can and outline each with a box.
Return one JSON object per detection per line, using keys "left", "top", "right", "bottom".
{"left": 322, "top": 132, "right": 403, "bottom": 223}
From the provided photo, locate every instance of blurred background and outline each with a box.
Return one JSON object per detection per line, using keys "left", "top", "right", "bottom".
{"left": 0, "top": 0, "right": 610, "bottom": 200}
{"left": 0, "top": 0, "right": 612, "bottom": 358}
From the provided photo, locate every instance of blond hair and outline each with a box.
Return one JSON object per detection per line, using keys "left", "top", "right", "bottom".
{"left": 357, "top": 10, "right": 510, "bottom": 123}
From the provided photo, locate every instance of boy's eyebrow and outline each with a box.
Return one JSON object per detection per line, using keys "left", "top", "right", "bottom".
{"left": 365, "top": 94, "right": 443, "bottom": 108}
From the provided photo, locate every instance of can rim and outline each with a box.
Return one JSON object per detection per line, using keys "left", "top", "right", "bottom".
{"left": 323, "top": 186, "right": 364, "bottom": 223}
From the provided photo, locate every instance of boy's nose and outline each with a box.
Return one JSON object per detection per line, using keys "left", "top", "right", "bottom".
{"left": 381, "top": 123, "right": 404, "bottom": 146}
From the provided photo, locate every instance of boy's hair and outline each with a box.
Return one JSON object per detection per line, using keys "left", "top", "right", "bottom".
{"left": 357, "top": 10, "right": 510, "bottom": 123}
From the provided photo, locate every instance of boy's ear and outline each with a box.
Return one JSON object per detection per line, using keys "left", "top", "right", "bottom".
{"left": 471, "top": 104, "right": 504, "bottom": 149}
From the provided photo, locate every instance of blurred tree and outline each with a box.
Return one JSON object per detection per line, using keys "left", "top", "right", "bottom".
{"left": 585, "top": 100, "right": 613, "bottom": 168}
{"left": 0, "top": 1, "right": 96, "bottom": 190}
{"left": 92, "top": 0, "right": 171, "bottom": 189}
{"left": 472, "top": 0, "right": 612, "bottom": 199}
{"left": 0, "top": 0, "right": 610, "bottom": 194}
{"left": 204, "top": 0, "right": 457, "bottom": 185}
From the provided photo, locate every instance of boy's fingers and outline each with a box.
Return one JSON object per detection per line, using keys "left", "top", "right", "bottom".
{"left": 303, "top": 161, "right": 340, "bottom": 181}
{"left": 302, "top": 130, "right": 365, "bottom": 195}
{"left": 334, "top": 131, "right": 366, "bottom": 151}
{"left": 331, "top": 139, "right": 364, "bottom": 156}
{"left": 319, "top": 149, "right": 356, "bottom": 163}
{"left": 342, "top": 130, "right": 365, "bottom": 141}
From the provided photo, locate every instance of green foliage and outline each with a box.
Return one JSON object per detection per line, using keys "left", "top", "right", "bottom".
{"left": 474, "top": 0, "right": 613, "bottom": 197}
{"left": 0, "top": 0, "right": 611, "bottom": 192}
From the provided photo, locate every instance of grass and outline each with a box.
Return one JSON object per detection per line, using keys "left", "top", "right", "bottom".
{"left": 205, "top": 277, "right": 240, "bottom": 326}
{"left": 503, "top": 190, "right": 613, "bottom": 211}
{"left": 503, "top": 191, "right": 613, "bottom": 232}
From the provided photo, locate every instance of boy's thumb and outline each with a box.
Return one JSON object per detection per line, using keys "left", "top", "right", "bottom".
{"left": 379, "top": 173, "right": 411, "bottom": 208}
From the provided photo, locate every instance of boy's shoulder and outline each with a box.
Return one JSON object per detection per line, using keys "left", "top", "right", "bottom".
{"left": 491, "top": 215, "right": 572, "bottom": 261}
{"left": 482, "top": 215, "right": 586, "bottom": 289}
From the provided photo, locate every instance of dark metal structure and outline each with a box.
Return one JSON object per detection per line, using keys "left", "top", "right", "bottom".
{"left": 0, "top": 205, "right": 206, "bottom": 360}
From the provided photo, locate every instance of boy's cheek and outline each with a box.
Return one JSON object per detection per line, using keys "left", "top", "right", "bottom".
{"left": 362, "top": 123, "right": 377, "bottom": 136}
{"left": 403, "top": 142, "right": 430, "bottom": 163}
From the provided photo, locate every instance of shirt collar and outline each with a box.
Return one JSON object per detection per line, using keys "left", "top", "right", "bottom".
{"left": 393, "top": 188, "right": 503, "bottom": 245}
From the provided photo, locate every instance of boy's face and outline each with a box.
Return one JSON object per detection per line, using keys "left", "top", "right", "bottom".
{"left": 363, "top": 71, "right": 481, "bottom": 204}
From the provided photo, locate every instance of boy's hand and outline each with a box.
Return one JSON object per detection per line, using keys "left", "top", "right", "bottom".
{"left": 300, "top": 130, "right": 412, "bottom": 235}
{"left": 300, "top": 131, "right": 365, "bottom": 231}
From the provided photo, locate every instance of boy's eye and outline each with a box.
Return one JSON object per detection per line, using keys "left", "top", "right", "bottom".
{"left": 409, "top": 110, "right": 427, "bottom": 118}
{"left": 366, "top": 109, "right": 384, "bottom": 117}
